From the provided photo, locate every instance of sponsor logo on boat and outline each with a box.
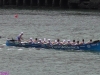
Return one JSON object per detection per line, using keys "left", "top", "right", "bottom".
{"left": 91, "top": 44, "right": 96, "bottom": 46}
{"left": 52, "top": 45, "right": 77, "bottom": 49}
{"left": 87, "top": 45, "right": 90, "bottom": 48}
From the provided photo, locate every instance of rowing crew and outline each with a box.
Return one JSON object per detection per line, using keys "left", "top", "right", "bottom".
{"left": 17, "top": 32, "right": 92, "bottom": 45}
{"left": 28, "top": 38, "right": 92, "bottom": 45}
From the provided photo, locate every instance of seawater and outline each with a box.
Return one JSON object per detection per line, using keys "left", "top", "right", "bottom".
{"left": 0, "top": 9, "right": 100, "bottom": 75}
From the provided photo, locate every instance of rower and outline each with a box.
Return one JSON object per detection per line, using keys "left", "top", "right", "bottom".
{"left": 28, "top": 38, "right": 33, "bottom": 43}
{"left": 47, "top": 39, "right": 52, "bottom": 45}
{"left": 56, "top": 39, "right": 62, "bottom": 45}
{"left": 67, "top": 40, "right": 71, "bottom": 45}
{"left": 34, "top": 38, "right": 38, "bottom": 44}
{"left": 52, "top": 40, "right": 57, "bottom": 45}
{"left": 80, "top": 39, "right": 85, "bottom": 44}
{"left": 43, "top": 38, "right": 47, "bottom": 44}
{"left": 17, "top": 32, "right": 23, "bottom": 42}
{"left": 38, "top": 39, "right": 43, "bottom": 44}
{"left": 89, "top": 39, "right": 92, "bottom": 43}
{"left": 62, "top": 39, "right": 66, "bottom": 45}
{"left": 87, "top": 39, "right": 92, "bottom": 43}
{"left": 71, "top": 40, "right": 76, "bottom": 45}
{"left": 75, "top": 41, "right": 80, "bottom": 45}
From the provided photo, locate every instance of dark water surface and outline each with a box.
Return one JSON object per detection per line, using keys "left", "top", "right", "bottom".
{"left": 0, "top": 9, "right": 100, "bottom": 75}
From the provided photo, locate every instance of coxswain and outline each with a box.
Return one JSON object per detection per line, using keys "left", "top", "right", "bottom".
{"left": 17, "top": 32, "right": 23, "bottom": 42}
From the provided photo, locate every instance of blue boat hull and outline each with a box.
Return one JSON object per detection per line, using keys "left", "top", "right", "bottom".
{"left": 6, "top": 40, "right": 100, "bottom": 52}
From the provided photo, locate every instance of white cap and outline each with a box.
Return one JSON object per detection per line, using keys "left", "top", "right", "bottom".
{"left": 30, "top": 38, "right": 33, "bottom": 40}
{"left": 63, "top": 39, "right": 66, "bottom": 42}
{"left": 55, "top": 40, "right": 57, "bottom": 42}
{"left": 21, "top": 32, "right": 23, "bottom": 34}
{"left": 44, "top": 38, "right": 46, "bottom": 41}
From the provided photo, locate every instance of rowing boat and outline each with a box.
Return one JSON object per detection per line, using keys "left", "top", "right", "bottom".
{"left": 6, "top": 39, "right": 100, "bottom": 51}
